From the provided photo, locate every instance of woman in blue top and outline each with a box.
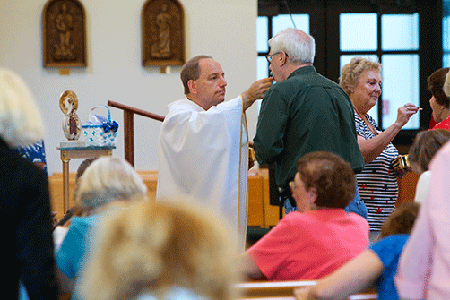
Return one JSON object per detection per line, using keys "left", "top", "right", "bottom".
{"left": 294, "top": 201, "right": 420, "bottom": 300}
{"left": 55, "top": 156, "right": 148, "bottom": 298}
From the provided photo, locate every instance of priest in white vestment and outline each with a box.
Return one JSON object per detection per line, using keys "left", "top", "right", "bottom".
{"left": 157, "top": 56, "right": 272, "bottom": 250}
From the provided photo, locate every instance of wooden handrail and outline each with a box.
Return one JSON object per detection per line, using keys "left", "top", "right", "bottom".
{"left": 107, "top": 100, "right": 165, "bottom": 166}
{"left": 108, "top": 100, "right": 165, "bottom": 122}
{"left": 234, "top": 280, "right": 377, "bottom": 299}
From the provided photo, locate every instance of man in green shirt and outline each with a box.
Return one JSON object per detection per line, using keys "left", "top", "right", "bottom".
{"left": 254, "top": 28, "right": 366, "bottom": 217}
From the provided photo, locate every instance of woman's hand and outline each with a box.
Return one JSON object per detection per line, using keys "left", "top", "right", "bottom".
{"left": 395, "top": 166, "right": 410, "bottom": 178}
{"left": 392, "top": 155, "right": 411, "bottom": 178}
{"left": 395, "top": 103, "right": 420, "bottom": 127}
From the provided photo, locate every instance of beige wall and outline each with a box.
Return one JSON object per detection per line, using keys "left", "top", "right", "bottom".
{"left": 0, "top": 0, "right": 259, "bottom": 175}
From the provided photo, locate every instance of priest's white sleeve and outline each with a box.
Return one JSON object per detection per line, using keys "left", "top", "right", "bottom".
{"left": 157, "top": 96, "right": 248, "bottom": 251}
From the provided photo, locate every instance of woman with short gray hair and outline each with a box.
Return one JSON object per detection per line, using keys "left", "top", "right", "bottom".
{"left": 75, "top": 156, "right": 147, "bottom": 215}
{"left": 56, "top": 156, "right": 147, "bottom": 298}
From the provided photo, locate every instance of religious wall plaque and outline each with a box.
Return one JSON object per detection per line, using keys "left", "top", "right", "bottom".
{"left": 142, "top": 0, "right": 185, "bottom": 67}
{"left": 43, "top": 0, "right": 87, "bottom": 67}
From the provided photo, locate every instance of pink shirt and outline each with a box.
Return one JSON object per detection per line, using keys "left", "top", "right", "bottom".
{"left": 395, "top": 141, "right": 450, "bottom": 299}
{"left": 247, "top": 209, "right": 369, "bottom": 280}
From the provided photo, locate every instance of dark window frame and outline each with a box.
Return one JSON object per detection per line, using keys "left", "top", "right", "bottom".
{"left": 258, "top": 0, "right": 443, "bottom": 146}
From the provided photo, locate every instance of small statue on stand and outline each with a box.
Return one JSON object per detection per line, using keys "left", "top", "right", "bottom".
{"left": 59, "top": 90, "right": 82, "bottom": 141}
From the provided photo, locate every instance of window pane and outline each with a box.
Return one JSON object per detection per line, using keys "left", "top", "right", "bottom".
{"left": 257, "top": 56, "right": 269, "bottom": 80}
{"left": 444, "top": 54, "right": 450, "bottom": 67}
{"left": 340, "top": 55, "right": 380, "bottom": 120}
{"left": 381, "top": 55, "right": 420, "bottom": 130}
{"left": 256, "top": 56, "right": 269, "bottom": 114}
{"left": 257, "top": 16, "right": 268, "bottom": 53}
{"left": 382, "top": 14, "right": 419, "bottom": 51}
{"left": 273, "top": 14, "right": 309, "bottom": 36}
{"left": 443, "top": 15, "right": 450, "bottom": 52}
{"left": 340, "top": 13, "right": 377, "bottom": 51}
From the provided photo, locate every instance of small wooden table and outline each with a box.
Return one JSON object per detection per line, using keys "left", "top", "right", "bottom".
{"left": 57, "top": 145, "right": 115, "bottom": 211}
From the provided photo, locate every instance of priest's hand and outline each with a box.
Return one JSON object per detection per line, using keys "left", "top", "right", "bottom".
{"left": 241, "top": 77, "right": 273, "bottom": 111}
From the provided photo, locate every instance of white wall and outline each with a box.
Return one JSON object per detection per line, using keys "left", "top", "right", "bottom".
{"left": 0, "top": 0, "right": 259, "bottom": 175}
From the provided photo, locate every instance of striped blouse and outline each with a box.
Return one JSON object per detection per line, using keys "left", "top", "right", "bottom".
{"left": 354, "top": 113, "right": 399, "bottom": 231}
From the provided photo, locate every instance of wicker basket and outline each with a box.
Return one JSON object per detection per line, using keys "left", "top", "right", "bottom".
{"left": 81, "top": 106, "right": 118, "bottom": 147}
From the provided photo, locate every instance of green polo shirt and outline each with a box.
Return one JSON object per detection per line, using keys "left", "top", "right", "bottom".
{"left": 254, "top": 65, "right": 364, "bottom": 189}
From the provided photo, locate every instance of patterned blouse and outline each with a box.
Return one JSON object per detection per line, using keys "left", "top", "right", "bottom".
{"left": 354, "top": 113, "right": 398, "bottom": 231}
{"left": 16, "top": 140, "right": 47, "bottom": 174}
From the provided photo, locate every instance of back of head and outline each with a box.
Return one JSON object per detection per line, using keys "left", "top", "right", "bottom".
{"left": 76, "top": 158, "right": 97, "bottom": 183}
{"left": 79, "top": 200, "right": 239, "bottom": 300}
{"left": 339, "top": 56, "right": 382, "bottom": 95}
{"left": 408, "top": 129, "right": 450, "bottom": 174}
{"left": 379, "top": 201, "right": 420, "bottom": 239}
{"left": 75, "top": 156, "right": 147, "bottom": 214}
{"left": 0, "top": 68, "right": 44, "bottom": 147}
{"left": 297, "top": 151, "right": 356, "bottom": 209}
{"left": 268, "top": 28, "right": 315, "bottom": 65}
{"left": 180, "top": 55, "right": 213, "bottom": 95}
{"left": 428, "top": 67, "right": 450, "bottom": 108}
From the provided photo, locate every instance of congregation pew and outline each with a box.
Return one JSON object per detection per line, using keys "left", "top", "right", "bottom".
{"left": 48, "top": 167, "right": 419, "bottom": 228}
{"left": 48, "top": 168, "right": 281, "bottom": 228}
{"left": 235, "top": 280, "right": 377, "bottom": 300}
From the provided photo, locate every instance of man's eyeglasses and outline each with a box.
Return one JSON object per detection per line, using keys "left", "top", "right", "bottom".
{"left": 265, "top": 51, "right": 288, "bottom": 63}
{"left": 266, "top": 52, "right": 280, "bottom": 63}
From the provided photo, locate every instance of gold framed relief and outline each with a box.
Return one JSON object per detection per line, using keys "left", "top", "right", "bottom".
{"left": 142, "top": 0, "right": 185, "bottom": 67}
{"left": 43, "top": 0, "right": 87, "bottom": 67}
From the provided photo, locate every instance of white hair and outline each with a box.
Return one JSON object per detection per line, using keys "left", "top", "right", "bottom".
{"left": 75, "top": 156, "right": 148, "bottom": 213}
{"left": 268, "top": 28, "right": 316, "bottom": 65}
{"left": 0, "top": 68, "right": 44, "bottom": 147}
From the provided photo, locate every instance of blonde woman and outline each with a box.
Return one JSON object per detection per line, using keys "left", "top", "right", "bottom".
{"left": 340, "top": 57, "right": 419, "bottom": 240}
{"left": 0, "top": 68, "right": 58, "bottom": 298}
{"left": 78, "top": 199, "right": 240, "bottom": 300}
{"left": 55, "top": 156, "right": 147, "bottom": 297}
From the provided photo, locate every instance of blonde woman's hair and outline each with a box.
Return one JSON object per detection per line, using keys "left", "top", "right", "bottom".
{"left": 75, "top": 156, "right": 147, "bottom": 213}
{"left": 79, "top": 199, "right": 240, "bottom": 300}
{"left": 0, "top": 68, "right": 44, "bottom": 147}
{"left": 339, "top": 57, "right": 382, "bottom": 95}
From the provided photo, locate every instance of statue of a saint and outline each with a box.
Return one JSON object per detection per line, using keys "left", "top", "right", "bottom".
{"left": 151, "top": 4, "right": 171, "bottom": 58}
{"left": 55, "top": 4, "right": 75, "bottom": 61}
{"left": 59, "top": 90, "right": 81, "bottom": 140}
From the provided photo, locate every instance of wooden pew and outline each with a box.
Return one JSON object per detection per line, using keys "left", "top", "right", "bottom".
{"left": 234, "top": 280, "right": 377, "bottom": 300}
{"left": 49, "top": 167, "right": 420, "bottom": 228}
{"left": 48, "top": 169, "right": 281, "bottom": 228}
{"left": 396, "top": 171, "right": 420, "bottom": 207}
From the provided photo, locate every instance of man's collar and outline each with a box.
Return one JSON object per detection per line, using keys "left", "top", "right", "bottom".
{"left": 287, "top": 64, "right": 316, "bottom": 79}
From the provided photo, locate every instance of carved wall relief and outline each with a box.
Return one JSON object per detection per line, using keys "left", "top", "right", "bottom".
{"left": 43, "top": 0, "right": 87, "bottom": 67}
{"left": 142, "top": 0, "right": 185, "bottom": 66}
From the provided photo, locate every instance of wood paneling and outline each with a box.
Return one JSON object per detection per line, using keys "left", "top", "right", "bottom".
{"left": 49, "top": 169, "right": 283, "bottom": 228}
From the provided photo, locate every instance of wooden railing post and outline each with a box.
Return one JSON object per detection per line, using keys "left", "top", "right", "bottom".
{"left": 124, "top": 110, "right": 135, "bottom": 166}
{"left": 107, "top": 100, "right": 165, "bottom": 168}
